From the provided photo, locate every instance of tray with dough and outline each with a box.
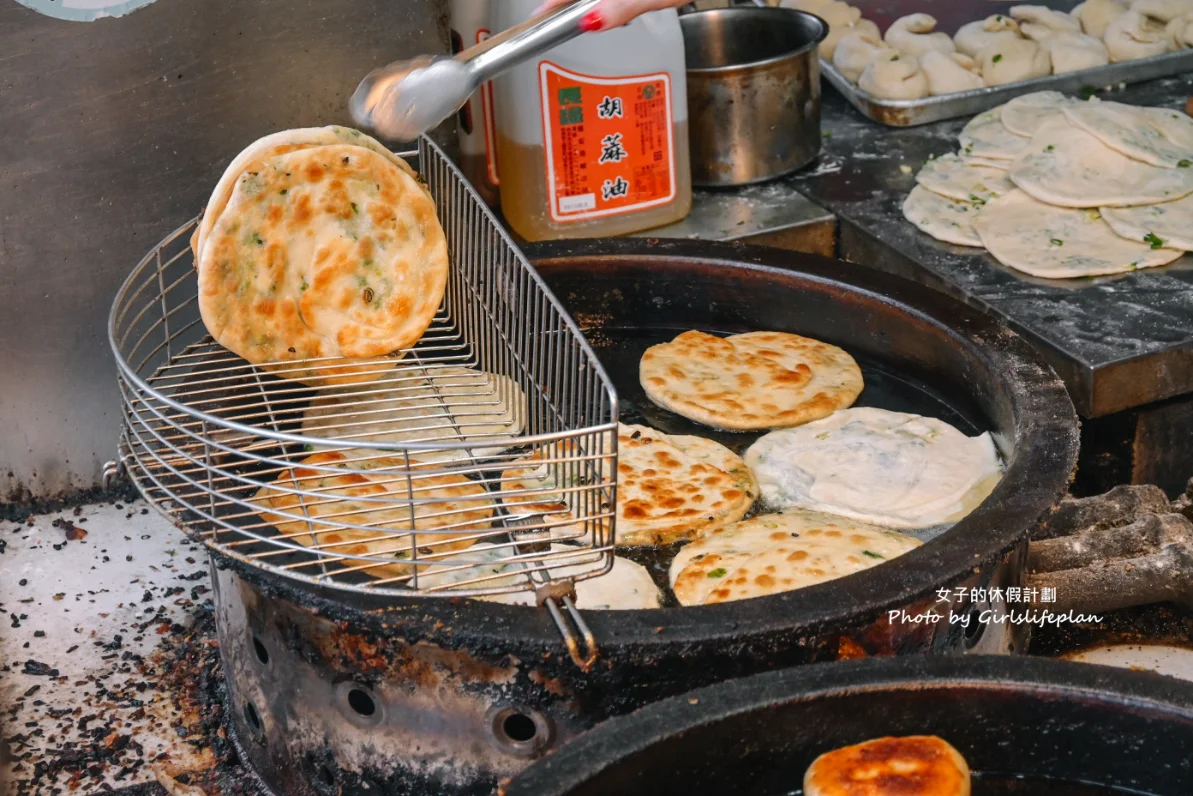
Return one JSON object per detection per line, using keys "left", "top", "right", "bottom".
{"left": 822, "top": 48, "right": 1193, "bottom": 127}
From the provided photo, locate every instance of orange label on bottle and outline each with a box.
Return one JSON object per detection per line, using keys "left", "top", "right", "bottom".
{"left": 478, "top": 29, "right": 500, "bottom": 186}
{"left": 539, "top": 61, "right": 675, "bottom": 223}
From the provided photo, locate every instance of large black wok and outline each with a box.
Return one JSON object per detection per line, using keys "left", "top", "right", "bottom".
{"left": 505, "top": 655, "right": 1193, "bottom": 796}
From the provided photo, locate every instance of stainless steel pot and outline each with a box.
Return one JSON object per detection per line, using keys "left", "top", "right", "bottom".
{"left": 680, "top": 7, "right": 827, "bottom": 187}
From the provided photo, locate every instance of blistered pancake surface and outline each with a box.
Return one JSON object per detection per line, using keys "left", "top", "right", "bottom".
{"left": 252, "top": 450, "right": 494, "bottom": 580}
{"left": 669, "top": 509, "right": 921, "bottom": 606}
{"left": 500, "top": 423, "right": 758, "bottom": 546}
{"left": 639, "top": 330, "right": 863, "bottom": 431}
{"left": 198, "top": 142, "right": 448, "bottom": 385}
{"left": 804, "top": 735, "right": 971, "bottom": 796}
{"left": 191, "top": 125, "right": 423, "bottom": 265}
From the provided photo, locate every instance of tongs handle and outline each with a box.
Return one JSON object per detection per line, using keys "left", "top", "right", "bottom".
{"left": 465, "top": 0, "right": 604, "bottom": 85}
{"left": 351, "top": 0, "right": 603, "bottom": 140}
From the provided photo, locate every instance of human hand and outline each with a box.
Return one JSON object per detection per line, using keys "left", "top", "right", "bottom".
{"left": 535, "top": 0, "right": 693, "bottom": 32}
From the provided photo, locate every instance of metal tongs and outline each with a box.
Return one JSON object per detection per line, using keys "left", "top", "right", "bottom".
{"left": 350, "top": 0, "right": 603, "bottom": 141}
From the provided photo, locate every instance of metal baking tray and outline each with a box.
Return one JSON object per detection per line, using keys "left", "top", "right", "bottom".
{"left": 822, "top": 49, "right": 1193, "bottom": 127}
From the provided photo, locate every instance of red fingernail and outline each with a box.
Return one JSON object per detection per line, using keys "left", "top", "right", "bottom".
{"left": 579, "top": 10, "right": 604, "bottom": 32}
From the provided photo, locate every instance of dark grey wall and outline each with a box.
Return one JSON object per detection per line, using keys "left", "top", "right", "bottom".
{"left": 0, "top": 0, "right": 450, "bottom": 501}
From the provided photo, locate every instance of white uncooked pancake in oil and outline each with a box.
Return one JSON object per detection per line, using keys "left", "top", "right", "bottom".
{"left": 418, "top": 544, "right": 662, "bottom": 609}
{"left": 1009, "top": 117, "right": 1193, "bottom": 208}
{"left": 915, "top": 153, "right": 1014, "bottom": 202}
{"left": 902, "top": 186, "right": 984, "bottom": 247}
{"left": 668, "top": 509, "right": 922, "bottom": 606}
{"left": 489, "top": 547, "right": 662, "bottom": 610}
{"left": 1101, "top": 194, "right": 1193, "bottom": 251}
{"left": 744, "top": 407, "right": 1003, "bottom": 529}
{"left": 974, "top": 190, "right": 1183, "bottom": 278}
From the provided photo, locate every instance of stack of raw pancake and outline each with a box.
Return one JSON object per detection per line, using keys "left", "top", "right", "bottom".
{"left": 903, "top": 90, "right": 1193, "bottom": 278}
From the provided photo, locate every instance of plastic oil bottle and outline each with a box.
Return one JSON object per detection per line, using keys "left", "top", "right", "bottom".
{"left": 489, "top": 1, "right": 692, "bottom": 241}
{"left": 449, "top": 0, "right": 500, "bottom": 206}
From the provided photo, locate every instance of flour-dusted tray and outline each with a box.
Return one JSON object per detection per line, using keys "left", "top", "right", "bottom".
{"left": 822, "top": 48, "right": 1193, "bottom": 127}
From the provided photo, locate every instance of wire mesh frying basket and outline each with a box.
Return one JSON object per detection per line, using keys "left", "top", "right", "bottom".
{"left": 106, "top": 137, "right": 618, "bottom": 667}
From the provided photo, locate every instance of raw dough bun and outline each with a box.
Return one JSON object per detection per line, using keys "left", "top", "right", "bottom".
{"left": 1041, "top": 31, "right": 1112, "bottom": 71}
{"left": 1000, "top": 91, "right": 1072, "bottom": 136}
{"left": 301, "top": 366, "right": 527, "bottom": 461}
{"left": 955, "top": 15, "right": 1025, "bottom": 58}
{"left": 489, "top": 547, "right": 662, "bottom": 610}
{"left": 1072, "top": 0, "right": 1129, "bottom": 38}
{"left": 640, "top": 330, "right": 864, "bottom": 431}
{"left": 1063, "top": 99, "right": 1193, "bottom": 167}
{"left": 978, "top": 38, "right": 1051, "bottom": 85}
{"left": 959, "top": 106, "right": 1030, "bottom": 160}
{"left": 1104, "top": 10, "right": 1171, "bottom": 61}
{"left": 916, "top": 153, "right": 1015, "bottom": 202}
{"left": 902, "top": 185, "right": 985, "bottom": 247}
{"left": 1010, "top": 4, "right": 1083, "bottom": 40}
{"left": 920, "top": 51, "right": 986, "bottom": 95}
{"left": 823, "top": 17, "right": 880, "bottom": 62}
{"left": 779, "top": 0, "right": 831, "bottom": 10}
{"left": 784, "top": 0, "right": 863, "bottom": 59}
{"left": 973, "top": 189, "right": 1183, "bottom": 277}
{"left": 859, "top": 48, "right": 930, "bottom": 99}
{"left": 1010, "top": 116, "right": 1193, "bottom": 206}
{"left": 500, "top": 424, "right": 759, "bottom": 547}
{"left": 884, "top": 14, "right": 956, "bottom": 58}
{"left": 668, "top": 510, "right": 922, "bottom": 606}
{"left": 744, "top": 407, "right": 1003, "bottom": 529}
{"left": 1131, "top": 0, "right": 1193, "bottom": 23}
{"left": 833, "top": 28, "right": 885, "bottom": 82}
{"left": 1102, "top": 193, "right": 1193, "bottom": 250}
{"left": 1169, "top": 12, "right": 1193, "bottom": 46}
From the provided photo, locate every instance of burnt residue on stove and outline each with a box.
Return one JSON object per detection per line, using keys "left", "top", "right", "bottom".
{"left": 0, "top": 481, "right": 138, "bottom": 524}
{"left": 0, "top": 505, "right": 262, "bottom": 795}
{"left": 3, "top": 607, "right": 235, "bottom": 796}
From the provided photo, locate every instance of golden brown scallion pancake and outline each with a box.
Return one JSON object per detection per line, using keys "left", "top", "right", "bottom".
{"left": 251, "top": 450, "right": 495, "bottom": 580}
{"left": 500, "top": 423, "right": 758, "bottom": 547}
{"left": 803, "top": 735, "right": 971, "bottom": 796}
{"left": 669, "top": 509, "right": 921, "bottom": 606}
{"left": 191, "top": 125, "right": 424, "bottom": 266}
{"left": 300, "top": 366, "right": 527, "bottom": 461}
{"left": 639, "top": 330, "right": 863, "bottom": 431}
{"left": 197, "top": 143, "right": 448, "bottom": 387}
